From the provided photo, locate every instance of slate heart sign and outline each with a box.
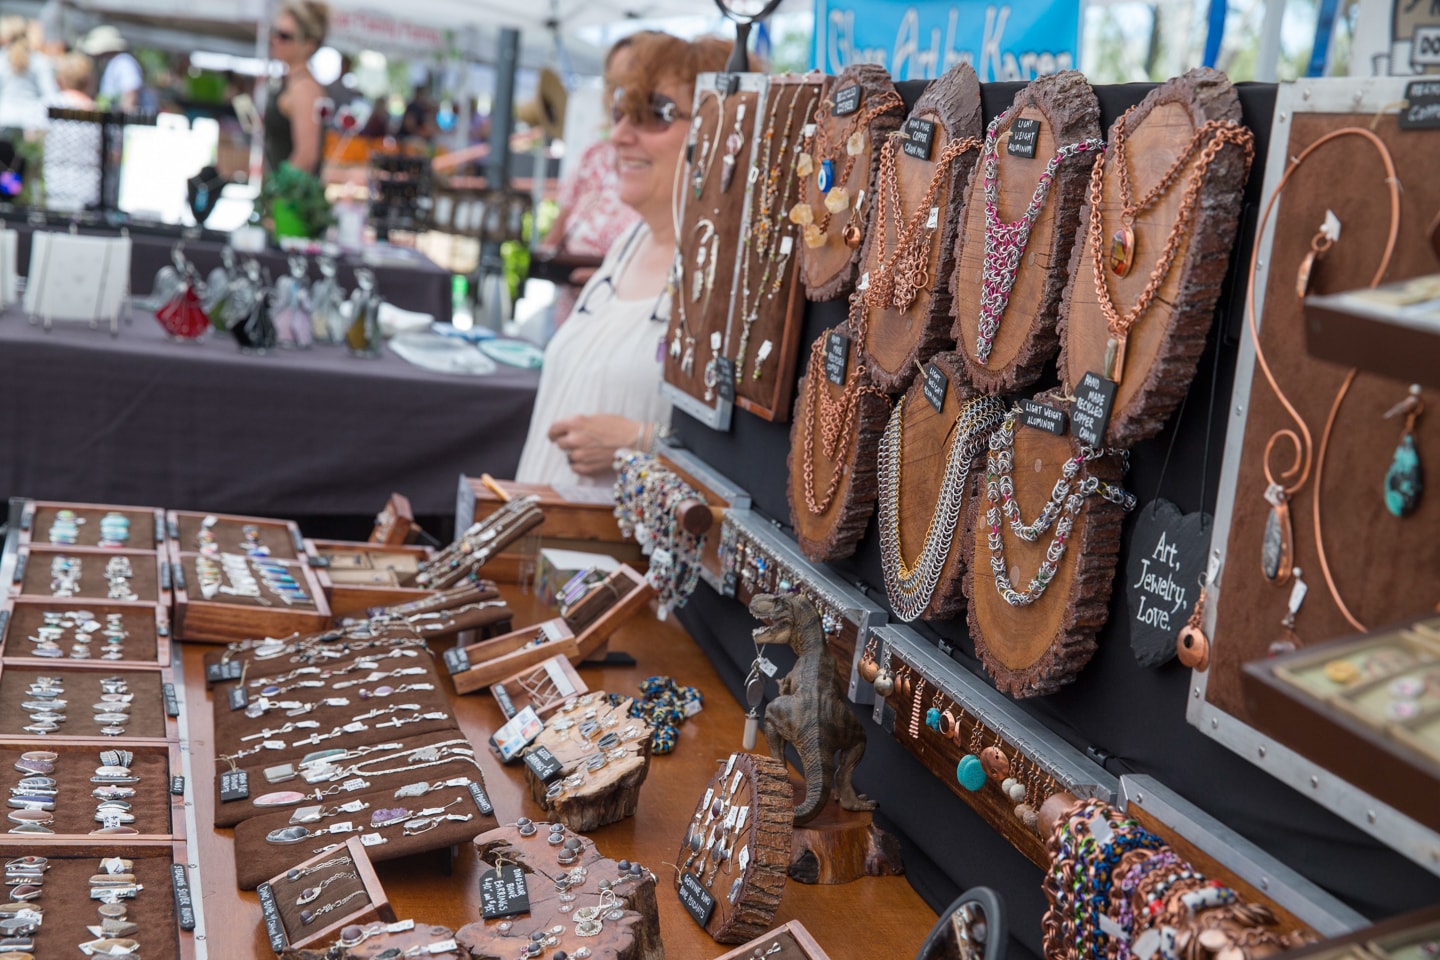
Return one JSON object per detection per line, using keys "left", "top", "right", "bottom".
{"left": 1124, "top": 499, "right": 1211, "bottom": 668}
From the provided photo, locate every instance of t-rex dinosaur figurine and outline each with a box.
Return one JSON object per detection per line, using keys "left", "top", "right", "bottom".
{"left": 750, "top": 592, "right": 877, "bottom": 826}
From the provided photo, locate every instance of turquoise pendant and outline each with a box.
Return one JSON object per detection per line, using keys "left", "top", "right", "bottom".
{"left": 1385, "top": 433, "right": 1423, "bottom": 517}
{"left": 817, "top": 159, "right": 834, "bottom": 194}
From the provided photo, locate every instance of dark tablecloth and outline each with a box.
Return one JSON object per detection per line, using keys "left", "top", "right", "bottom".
{"left": 11, "top": 224, "right": 453, "bottom": 320}
{"left": 0, "top": 309, "right": 538, "bottom": 515}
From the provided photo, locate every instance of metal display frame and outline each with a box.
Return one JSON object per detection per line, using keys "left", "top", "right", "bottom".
{"left": 1190, "top": 75, "right": 1440, "bottom": 877}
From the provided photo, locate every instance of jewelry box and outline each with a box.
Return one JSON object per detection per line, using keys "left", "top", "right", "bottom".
{"left": 258, "top": 835, "right": 394, "bottom": 951}
{"left": 305, "top": 539, "right": 436, "bottom": 617}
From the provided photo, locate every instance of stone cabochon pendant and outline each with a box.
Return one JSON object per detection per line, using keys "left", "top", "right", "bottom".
{"left": 1385, "top": 433, "right": 1422, "bottom": 517}
{"left": 1103, "top": 334, "right": 1128, "bottom": 383}
{"left": 1109, "top": 224, "right": 1135, "bottom": 277}
{"left": 1261, "top": 484, "right": 1293, "bottom": 585}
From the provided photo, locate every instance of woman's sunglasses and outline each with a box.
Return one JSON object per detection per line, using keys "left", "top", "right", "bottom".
{"left": 271, "top": 28, "right": 296, "bottom": 42}
{"left": 611, "top": 92, "right": 691, "bottom": 132}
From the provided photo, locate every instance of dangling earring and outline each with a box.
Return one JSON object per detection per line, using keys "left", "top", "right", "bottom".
{"left": 1177, "top": 573, "right": 1211, "bottom": 671}
{"left": 1268, "top": 568, "right": 1308, "bottom": 657}
{"left": 924, "top": 689, "right": 945, "bottom": 733}
{"left": 857, "top": 636, "right": 880, "bottom": 683}
{"left": 1296, "top": 210, "right": 1341, "bottom": 300}
{"left": 1384, "top": 385, "right": 1424, "bottom": 518}
{"left": 956, "top": 723, "right": 986, "bottom": 792}
{"left": 908, "top": 677, "right": 927, "bottom": 739}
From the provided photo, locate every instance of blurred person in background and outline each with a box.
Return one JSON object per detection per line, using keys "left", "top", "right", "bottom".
{"left": 44, "top": 52, "right": 100, "bottom": 211}
{"left": 78, "top": 25, "right": 140, "bottom": 112}
{"left": 0, "top": 16, "right": 57, "bottom": 131}
{"left": 265, "top": 0, "right": 329, "bottom": 176}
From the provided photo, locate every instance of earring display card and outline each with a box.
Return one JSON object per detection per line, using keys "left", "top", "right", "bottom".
{"left": 860, "top": 61, "right": 983, "bottom": 395}
{"left": 0, "top": 739, "right": 180, "bottom": 837}
{"left": 18, "top": 501, "right": 164, "bottom": 552}
{"left": 13, "top": 545, "right": 167, "bottom": 607}
{"left": 520, "top": 691, "right": 654, "bottom": 832}
{"left": 457, "top": 821, "right": 663, "bottom": 960}
{"left": 794, "top": 64, "right": 906, "bottom": 302}
{"left": 1203, "top": 87, "right": 1440, "bottom": 732}
{"left": 260, "top": 835, "right": 394, "bottom": 950}
{"left": 1, "top": 597, "right": 168, "bottom": 665}
{"left": 786, "top": 326, "right": 892, "bottom": 563}
{"left": 663, "top": 72, "right": 768, "bottom": 431}
{"left": 951, "top": 71, "right": 1102, "bottom": 395}
{"left": 674, "top": 751, "right": 792, "bottom": 944}
{"left": 24, "top": 231, "right": 131, "bottom": 331}
{"left": 0, "top": 662, "right": 174, "bottom": 740}
{"left": 1057, "top": 68, "right": 1252, "bottom": 448}
{"left": 726, "top": 73, "right": 824, "bottom": 424}
{"left": 961, "top": 409, "right": 1129, "bottom": 697}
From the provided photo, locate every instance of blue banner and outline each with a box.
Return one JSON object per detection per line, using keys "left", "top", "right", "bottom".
{"left": 812, "top": 0, "right": 1081, "bottom": 82}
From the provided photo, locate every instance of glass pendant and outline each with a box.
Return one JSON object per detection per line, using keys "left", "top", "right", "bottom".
{"left": 1385, "top": 433, "right": 1422, "bottom": 517}
{"left": 816, "top": 158, "right": 834, "bottom": 194}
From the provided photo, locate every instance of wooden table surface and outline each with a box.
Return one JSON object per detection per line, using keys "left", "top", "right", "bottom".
{"left": 182, "top": 586, "right": 937, "bottom": 959}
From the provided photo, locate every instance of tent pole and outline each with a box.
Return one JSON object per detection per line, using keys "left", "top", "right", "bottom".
{"left": 478, "top": 26, "right": 520, "bottom": 331}
{"left": 250, "top": 0, "right": 274, "bottom": 187}
{"left": 1256, "top": 0, "right": 1286, "bottom": 81}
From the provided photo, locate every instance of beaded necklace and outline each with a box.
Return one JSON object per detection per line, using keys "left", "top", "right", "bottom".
{"left": 790, "top": 90, "right": 903, "bottom": 248}
{"left": 974, "top": 110, "right": 1104, "bottom": 365}
{"left": 877, "top": 393, "right": 1005, "bottom": 621}
{"left": 612, "top": 452, "right": 706, "bottom": 618}
{"left": 984, "top": 408, "right": 1135, "bottom": 607}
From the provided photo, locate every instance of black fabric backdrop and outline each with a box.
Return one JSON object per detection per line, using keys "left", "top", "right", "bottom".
{"left": 675, "top": 80, "right": 1440, "bottom": 960}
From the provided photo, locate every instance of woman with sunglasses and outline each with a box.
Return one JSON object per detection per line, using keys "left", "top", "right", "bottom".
{"left": 264, "top": 0, "right": 329, "bottom": 177}
{"left": 515, "top": 32, "right": 731, "bottom": 486}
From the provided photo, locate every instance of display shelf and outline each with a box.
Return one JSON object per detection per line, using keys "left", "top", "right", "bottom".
{"left": 655, "top": 444, "right": 752, "bottom": 592}
{"left": 258, "top": 835, "right": 395, "bottom": 952}
{"left": 165, "top": 510, "right": 307, "bottom": 561}
{"left": 1269, "top": 905, "right": 1440, "bottom": 960}
{"left": 1, "top": 596, "right": 171, "bottom": 666}
{"left": 1118, "top": 775, "right": 1365, "bottom": 938}
{"left": 0, "top": 737, "right": 183, "bottom": 841}
{"left": 718, "top": 508, "right": 887, "bottom": 704}
{"left": 1303, "top": 281, "right": 1440, "bottom": 391}
{"left": 170, "top": 551, "right": 330, "bottom": 644}
{"left": 13, "top": 499, "right": 165, "bottom": 552}
{"left": 872, "top": 624, "right": 1114, "bottom": 868}
{"left": 305, "top": 539, "right": 436, "bottom": 616}
{"left": 0, "top": 660, "right": 178, "bottom": 741}
{"left": 10, "top": 544, "right": 170, "bottom": 607}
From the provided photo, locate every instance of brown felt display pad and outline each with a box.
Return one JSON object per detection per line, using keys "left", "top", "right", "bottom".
{"left": 882, "top": 353, "right": 980, "bottom": 621}
{"left": 0, "top": 740, "right": 173, "bottom": 835}
{"left": 267, "top": 845, "right": 373, "bottom": 943}
{"left": 731, "top": 74, "right": 824, "bottom": 423}
{"left": 1058, "top": 68, "right": 1249, "bottom": 448}
{"left": 0, "top": 664, "right": 168, "bottom": 738}
{"left": 4, "top": 852, "right": 184, "bottom": 959}
{"left": 15, "top": 546, "right": 162, "bottom": 605}
{"left": 211, "top": 727, "right": 477, "bottom": 828}
{"left": 2, "top": 599, "right": 163, "bottom": 664}
{"left": 664, "top": 73, "right": 764, "bottom": 412}
{"left": 962, "top": 416, "right": 1126, "bottom": 697}
{"left": 861, "top": 63, "right": 982, "bottom": 395}
{"left": 27, "top": 503, "right": 163, "bottom": 550}
{"left": 198, "top": 627, "right": 428, "bottom": 685}
{"left": 786, "top": 331, "right": 892, "bottom": 562}
{"left": 233, "top": 780, "right": 495, "bottom": 889}
{"left": 951, "top": 71, "right": 1101, "bottom": 394}
{"left": 797, "top": 65, "right": 905, "bottom": 302}
{"left": 169, "top": 510, "right": 300, "bottom": 559}
{"left": 1207, "top": 112, "right": 1440, "bottom": 722}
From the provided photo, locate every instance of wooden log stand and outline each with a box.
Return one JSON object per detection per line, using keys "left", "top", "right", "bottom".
{"left": 950, "top": 71, "right": 1102, "bottom": 395}
{"left": 1058, "top": 67, "right": 1250, "bottom": 448}
{"left": 860, "top": 61, "right": 983, "bottom": 396}
{"left": 786, "top": 780, "right": 905, "bottom": 885}
{"left": 522, "top": 692, "right": 655, "bottom": 832}
{"left": 962, "top": 410, "right": 1128, "bottom": 697}
{"left": 457, "top": 822, "right": 663, "bottom": 960}
{"left": 675, "top": 752, "right": 794, "bottom": 944}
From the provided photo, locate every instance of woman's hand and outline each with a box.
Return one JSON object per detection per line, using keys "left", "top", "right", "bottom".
{"left": 548, "top": 414, "right": 645, "bottom": 476}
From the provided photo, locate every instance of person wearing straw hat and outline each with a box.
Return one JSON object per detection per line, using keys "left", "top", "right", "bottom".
{"left": 77, "top": 25, "right": 140, "bottom": 112}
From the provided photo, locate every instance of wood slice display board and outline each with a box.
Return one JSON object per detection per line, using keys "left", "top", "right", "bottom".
{"left": 457, "top": 822, "right": 663, "bottom": 960}
{"left": 16, "top": 499, "right": 165, "bottom": 551}
{"left": 521, "top": 692, "right": 654, "bottom": 831}
{"left": 860, "top": 62, "right": 982, "bottom": 395}
{"left": 950, "top": 71, "right": 1101, "bottom": 394}
{"left": 1058, "top": 68, "right": 1251, "bottom": 448}
{"left": 0, "top": 661, "right": 175, "bottom": 740}
{"left": 727, "top": 73, "right": 823, "bottom": 423}
{"left": 675, "top": 752, "right": 793, "bottom": 944}
{"left": 787, "top": 325, "right": 891, "bottom": 562}
{"left": 1, "top": 596, "right": 170, "bottom": 665}
{"left": 795, "top": 65, "right": 904, "bottom": 302}
{"left": 962, "top": 409, "right": 1129, "bottom": 697}
{"left": 710, "top": 920, "right": 835, "bottom": 960}
{"left": 664, "top": 72, "right": 767, "bottom": 430}
{"left": 258, "top": 835, "right": 394, "bottom": 951}
{"left": 306, "top": 539, "right": 435, "bottom": 616}
{"left": 1205, "top": 107, "right": 1440, "bottom": 724}
{"left": 11, "top": 544, "right": 169, "bottom": 607}
{"left": 0, "top": 738, "right": 181, "bottom": 839}
{"left": 876, "top": 354, "right": 1002, "bottom": 622}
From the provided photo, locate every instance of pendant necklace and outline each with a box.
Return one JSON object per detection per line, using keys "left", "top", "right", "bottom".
{"left": 877, "top": 393, "right": 1005, "bottom": 620}
{"left": 865, "top": 128, "right": 980, "bottom": 313}
{"left": 790, "top": 90, "right": 903, "bottom": 249}
{"left": 1086, "top": 109, "right": 1253, "bottom": 382}
{"left": 688, "top": 91, "right": 726, "bottom": 201}
{"left": 719, "top": 103, "right": 748, "bottom": 193}
{"left": 973, "top": 111, "right": 1104, "bottom": 366}
{"left": 671, "top": 219, "right": 718, "bottom": 375}
{"left": 798, "top": 297, "right": 885, "bottom": 515}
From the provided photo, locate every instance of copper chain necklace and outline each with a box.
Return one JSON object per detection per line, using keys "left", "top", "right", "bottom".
{"left": 799, "top": 296, "right": 884, "bottom": 515}
{"left": 791, "top": 91, "right": 903, "bottom": 247}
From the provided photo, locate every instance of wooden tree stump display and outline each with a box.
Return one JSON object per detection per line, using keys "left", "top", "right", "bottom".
{"left": 664, "top": 73, "right": 765, "bottom": 424}
{"left": 962, "top": 404, "right": 1131, "bottom": 696}
{"left": 457, "top": 822, "right": 663, "bottom": 960}
{"left": 1058, "top": 68, "right": 1253, "bottom": 448}
{"left": 675, "top": 752, "right": 794, "bottom": 944}
{"left": 729, "top": 74, "right": 825, "bottom": 423}
{"left": 521, "top": 692, "right": 654, "bottom": 832}
{"left": 860, "top": 62, "right": 983, "bottom": 395}
{"left": 786, "top": 321, "right": 892, "bottom": 562}
{"left": 950, "top": 71, "right": 1102, "bottom": 394}
{"left": 794, "top": 65, "right": 905, "bottom": 302}
{"left": 877, "top": 353, "right": 1006, "bottom": 621}
{"left": 787, "top": 781, "right": 905, "bottom": 885}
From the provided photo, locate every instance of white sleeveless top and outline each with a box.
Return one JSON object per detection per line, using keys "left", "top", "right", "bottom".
{"left": 514, "top": 223, "right": 671, "bottom": 488}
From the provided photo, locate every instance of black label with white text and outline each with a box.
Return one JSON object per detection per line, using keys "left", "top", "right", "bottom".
{"left": 1020, "top": 399, "right": 1068, "bottom": 435}
{"left": 1071, "top": 373, "right": 1117, "bottom": 447}
{"left": 922, "top": 362, "right": 948, "bottom": 413}
{"left": 833, "top": 84, "right": 862, "bottom": 117}
{"left": 824, "top": 330, "right": 850, "bottom": 386}
{"left": 1007, "top": 117, "right": 1042, "bottom": 158}
{"left": 903, "top": 117, "right": 937, "bottom": 161}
